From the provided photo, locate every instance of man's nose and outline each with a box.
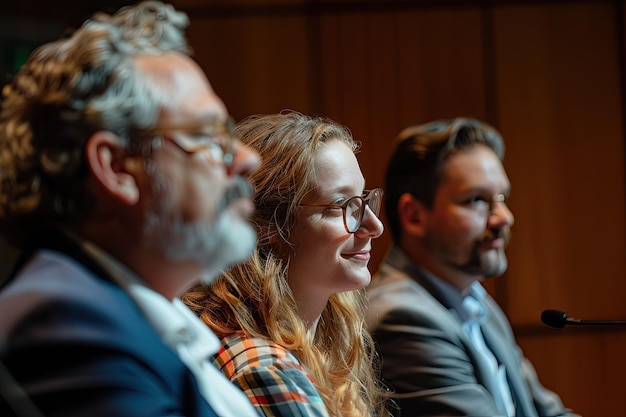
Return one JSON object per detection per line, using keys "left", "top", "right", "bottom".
{"left": 489, "top": 200, "right": 514, "bottom": 228}
{"left": 226, "top": 140, "right": 260, "bottom": 177}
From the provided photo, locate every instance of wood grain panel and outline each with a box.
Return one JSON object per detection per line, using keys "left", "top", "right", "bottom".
{"left": 493, "top": 3, "right": 625, "bottom": 415}
{"left": 187, "top": 13, "right": 313, "bottom": 120}
{"left": 517, "top": 329, "right": 626, "bottom": 417}
{"left": 493, "top": 1, "right": 626, "bottom": 324}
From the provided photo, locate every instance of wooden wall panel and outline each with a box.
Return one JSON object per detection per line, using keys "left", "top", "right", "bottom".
{"left": 175, "top": 0, "right": 301, "bottom": 6}
{"left": 493, "top": 1, "right": 626, "bottom": 324}
{"left": 187, "top": 13, "right": 314, "bottom": 120}
{"left": 492, "top": 2, "right": 626, "bottom": 416}
{"left": 517, "top": 329, "right": 626, "bottom": 417}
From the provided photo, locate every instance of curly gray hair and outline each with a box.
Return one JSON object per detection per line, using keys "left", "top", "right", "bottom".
{"left": 0, "top": 1, "right": 190, "bottom": 245}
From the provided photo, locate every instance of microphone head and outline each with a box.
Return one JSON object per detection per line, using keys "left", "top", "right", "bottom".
{"left": 541, "top": 309, "right": 568, "bottom": 329}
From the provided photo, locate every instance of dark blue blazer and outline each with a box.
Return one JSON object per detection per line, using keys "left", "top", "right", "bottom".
{"left": 0, "top": 230, "right": 219, "bottom": 417}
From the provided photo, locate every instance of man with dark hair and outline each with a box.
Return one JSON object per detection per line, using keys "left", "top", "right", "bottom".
{"left": 367, "top": 118, "right": 577, "bottom": 416}
{"left": 0, "top": 2, "right": 261, "bottom": 416}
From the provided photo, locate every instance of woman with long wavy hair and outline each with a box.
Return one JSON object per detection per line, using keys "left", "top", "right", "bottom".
{"left": 183, "top": 110, "right": 391, "bottom": 417}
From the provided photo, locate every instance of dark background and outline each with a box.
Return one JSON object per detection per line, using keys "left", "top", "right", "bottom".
{"left": 1, "top": 1, "right": 625, "bottom": 416}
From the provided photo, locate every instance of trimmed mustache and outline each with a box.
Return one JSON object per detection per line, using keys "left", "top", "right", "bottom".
{"left": 482, "top": 227, "right": 511, "bottom": 245}
{"left": 218, "top": 176, "right": 255, "bottom": 212}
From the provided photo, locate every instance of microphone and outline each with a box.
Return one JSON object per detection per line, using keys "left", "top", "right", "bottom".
{"left": 541, "top": 309, "right": 626, "bottom": 329}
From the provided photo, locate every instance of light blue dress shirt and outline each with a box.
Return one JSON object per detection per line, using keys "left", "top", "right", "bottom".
{"left": 422, "top": 273, "right": 516, "bottom": 416}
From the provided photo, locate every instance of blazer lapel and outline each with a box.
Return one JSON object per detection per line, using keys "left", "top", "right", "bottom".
{"left": 406, "top": 264, "right": 504, "bottom": 399}
{"left": 482, "top": 316, "right": 538, "bottom": 417}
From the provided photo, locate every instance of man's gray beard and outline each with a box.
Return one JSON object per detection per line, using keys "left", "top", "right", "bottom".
{"left": 196, "top": 212, "right": 257, "bottom": 284}
{"left": 142, "top": 202, "right": 257, "bottom": 285}
{"left": 143, "top": 182, "right": 256, "bottom": 284}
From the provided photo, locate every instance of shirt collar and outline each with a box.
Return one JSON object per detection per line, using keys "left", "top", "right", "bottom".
{"left": 388, "top": 245, "right": 488, "bottom": 324}
{"left": 460, "top": 284, "right": 488, "bottom": 324}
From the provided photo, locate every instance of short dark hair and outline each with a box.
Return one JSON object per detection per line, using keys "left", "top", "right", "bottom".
{"left": 384, "top": 117, "right": 505, "bottom": 243}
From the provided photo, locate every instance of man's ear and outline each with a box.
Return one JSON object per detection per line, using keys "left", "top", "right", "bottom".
{"left": 85, "top": 131, "right": 140, "bottom": 205}
{"left": 397, "top": 192, "right": 428, "bottom": 238}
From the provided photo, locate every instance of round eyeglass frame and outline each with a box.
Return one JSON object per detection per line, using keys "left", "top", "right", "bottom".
{"left": 299, "top": 188, "right": 384, "bottom": 233}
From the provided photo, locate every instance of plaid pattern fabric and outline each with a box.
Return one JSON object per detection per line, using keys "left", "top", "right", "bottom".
{"left": 213, "top": 332, "right": 330, "bottom": 417}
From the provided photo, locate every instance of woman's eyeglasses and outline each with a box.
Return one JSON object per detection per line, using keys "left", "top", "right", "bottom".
{"left": 300, "top": 188, "right": 384, "bottom": 233}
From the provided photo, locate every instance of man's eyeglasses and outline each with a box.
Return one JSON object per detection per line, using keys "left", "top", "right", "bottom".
{"left": 135, "top": 117, "right": 236, "bottom": 167}
{"left": 299, "top": 188, "right": 384, "bottom": 233}
{"left": 460, "top": 193, "right": 509, "bottom": 216}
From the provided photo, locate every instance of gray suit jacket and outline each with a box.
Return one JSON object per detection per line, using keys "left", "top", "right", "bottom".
{"left": 366, "top": 246, "right": 576, "bottom": 417}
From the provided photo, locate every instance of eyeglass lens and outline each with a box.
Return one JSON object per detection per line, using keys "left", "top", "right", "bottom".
{"left": 345, "top": 189, "right": 383, "bottom": 233}
{"left": 136, "top": 117, "right": 236, "bottom": 167}
{"left": 196, "top": 118, "right": 235, "bottom": 166}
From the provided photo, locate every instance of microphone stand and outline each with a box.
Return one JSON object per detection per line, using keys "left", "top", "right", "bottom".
{"left": 542, "top": 309, "right": 626, "bottom": 329}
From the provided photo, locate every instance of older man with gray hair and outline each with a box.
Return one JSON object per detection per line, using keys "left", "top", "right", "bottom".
{"left": 0, "top": 2, "right": 262, "bottom": 416}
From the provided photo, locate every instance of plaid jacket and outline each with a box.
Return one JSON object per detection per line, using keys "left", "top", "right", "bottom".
{"left": 213, "top": 332, "right": 330, "bottom": 417}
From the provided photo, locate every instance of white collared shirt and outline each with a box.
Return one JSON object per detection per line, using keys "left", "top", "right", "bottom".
{"left": 81, "top": 240, "right": 259, "bottom": 417}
